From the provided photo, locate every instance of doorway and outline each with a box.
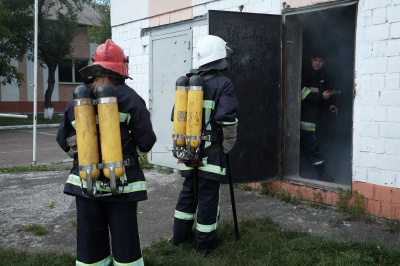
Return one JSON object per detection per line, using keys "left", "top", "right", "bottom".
{"left": 285, "top": 4, "right": 356, "bottom": 186}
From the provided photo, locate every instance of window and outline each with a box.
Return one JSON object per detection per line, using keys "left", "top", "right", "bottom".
{"left": 58, "top": 59, "right": 89, "bottom": 83}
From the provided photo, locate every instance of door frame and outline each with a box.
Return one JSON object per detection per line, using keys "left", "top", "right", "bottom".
{"left": 281, "top": 1, "right": 358, "bottom": 190}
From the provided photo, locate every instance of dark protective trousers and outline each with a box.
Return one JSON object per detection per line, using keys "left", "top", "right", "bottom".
{"left": 75, "top": 196, "right": 143, "bottom": 265}
{"left": 173, "top": 176, "right": 221, "bottom": 251}
{"left": 300, "top": 129, "right": 325, "bottom": 166}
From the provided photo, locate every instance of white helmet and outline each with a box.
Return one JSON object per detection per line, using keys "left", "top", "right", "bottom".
{"left": 197, "top": 35, "right": 230, "bottom": 68}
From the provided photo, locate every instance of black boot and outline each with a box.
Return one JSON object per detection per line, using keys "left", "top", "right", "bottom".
{"left": 196, "top": 237, "right": 223, "bottom": 255}
{"left": 316, "top": 166, "right": 334, "bottom": 182}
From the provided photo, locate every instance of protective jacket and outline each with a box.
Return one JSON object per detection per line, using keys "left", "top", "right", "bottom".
{"left": 300, "top": 66, "right": 334, "bottom": 132}
{"left": 173, "top": 69, "right": 238, "bottom": 251}
{"left": 180, "top": 70, "right": 239, "bottom": 181}
{"left": 56, "top": 82, "right": 156, "bottom": 202}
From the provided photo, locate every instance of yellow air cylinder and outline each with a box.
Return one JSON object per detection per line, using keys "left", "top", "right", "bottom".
{"left": 172, "top": 76, "right": 189, "bottom": 148}
{"left": 73, "top": 85, "right": 101, "bottom": 181}
{"left": 186, "top": 75, "right": 204, "bottom": 150}
{"left": 96, "top": 83, "right": 124, "bottom": 179}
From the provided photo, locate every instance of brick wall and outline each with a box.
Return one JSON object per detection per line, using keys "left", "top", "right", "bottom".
{"left": 248, "top": 181, "right": 400, "bottom": 220}
{"left": 112, "top": 19, "right": 151, "bottom": 107}
{"left": 353, "top": 0, "right": 400, "bottom": 189}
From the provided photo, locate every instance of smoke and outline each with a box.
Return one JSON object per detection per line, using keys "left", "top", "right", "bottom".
{"left": 298, "top": 5, "right": 356, "bottom": 185}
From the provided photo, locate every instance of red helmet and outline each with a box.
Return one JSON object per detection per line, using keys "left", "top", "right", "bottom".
{"left": 80, "top": 39, "right": 131, "bottom": 79}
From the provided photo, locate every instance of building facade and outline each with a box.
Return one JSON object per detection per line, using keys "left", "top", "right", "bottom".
{"left": 109, "top": 0, "right": 400, "bottom": 220}
{"left": 0, "top": 5, "right": 100, "bottom": 114}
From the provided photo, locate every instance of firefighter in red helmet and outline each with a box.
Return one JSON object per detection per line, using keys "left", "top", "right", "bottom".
{"left": 57, "top": 39, "right": 156, "bottom": 265}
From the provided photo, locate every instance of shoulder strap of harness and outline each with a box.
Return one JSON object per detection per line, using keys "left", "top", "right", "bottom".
{"left": 120, "top": 123, "right": 138, "bottom": 168}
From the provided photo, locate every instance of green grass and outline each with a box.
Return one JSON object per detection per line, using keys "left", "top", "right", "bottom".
{"left": 0, "top": 248, "right": 75, "bottom": 266}
{"left": 2, "top": 218, "right": 400, "bottom": 265}
{"left": 0, "top": 113, "right": 63, "bottom": 126}
{"left": 155, "top": 166, "right": 174, "bottom": 174}
{"left": 142, "top": 218, "right": 400, "bottom": 266}
{"left": 139, "top": 156, "right": 153, "bottom": 169}
{"left": 48, "top": 202, "right": 55, "bottom": 209}
{"left": 0, "top": 164, "right": 58, "bottom": 173}
{"left": 17, "top": 224, "right": 48, "bottom": 236}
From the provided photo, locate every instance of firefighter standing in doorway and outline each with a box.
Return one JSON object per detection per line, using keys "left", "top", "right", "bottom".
{"left": 56, "top": 39, "right": 156, "bottom": 265}
{"left": 300, "top": 49, "right": 338, "bottom": 182}
{"left": 172, "top": 35, "right": 239, "bottom": 253}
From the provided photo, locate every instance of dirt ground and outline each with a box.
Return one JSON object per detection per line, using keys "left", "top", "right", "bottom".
{"left": 1, "top": 162, "right": 400, "bottom": 256}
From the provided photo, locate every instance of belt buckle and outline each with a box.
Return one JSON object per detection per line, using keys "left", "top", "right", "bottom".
{"left": 124, "top": 158, "right": 131, "bottom": 166}
{"left": 200, "top": 135, "right": 211, "bottom": 141}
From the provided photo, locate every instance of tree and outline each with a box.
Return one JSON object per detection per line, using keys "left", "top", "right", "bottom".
{"left": 38, "top": 0, "right": 90, "bottom": 119}
{"left": 87, "top": 0, "right": 111, "bottom": 44}
{"left": 0, "top": 0, "right": 32, "bottom": 86}
{"left": 0, "top": 0, "right": 91, "bottom": 119}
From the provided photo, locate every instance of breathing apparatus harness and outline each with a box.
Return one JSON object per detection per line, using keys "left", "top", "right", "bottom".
{"left": 172, "top": 70, "right": 224, "bottom": 165}
{"left": 71, "top": 83, "right": 139, "bottom": 198}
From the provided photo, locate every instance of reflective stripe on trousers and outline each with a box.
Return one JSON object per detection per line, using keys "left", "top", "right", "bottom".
{"left": 174, "top": 210, "right": 195, "bottom": 220}
{"left": 173, "top": 177, "right": 221, "bottom": 249}
{"left": 76, "top": 256, "right": 111, "bottom": 266}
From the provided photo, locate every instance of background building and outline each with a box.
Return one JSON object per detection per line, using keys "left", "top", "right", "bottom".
{"left": 0, "top": 5, "right": 100, "bottom": 113}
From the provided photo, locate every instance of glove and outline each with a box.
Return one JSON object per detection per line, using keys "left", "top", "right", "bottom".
{"left": 221, "top": 123, "right": 238, "bottom": 154}
{"left": 66, "top": 135, "right": 78, "bottom": 154}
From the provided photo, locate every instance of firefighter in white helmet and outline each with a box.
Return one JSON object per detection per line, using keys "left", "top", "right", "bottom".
{"left": 56, "top": 39, "right": 156, "bottom": 265}
{"left": 172, "top": 35, "right": 239, "bottom": 254}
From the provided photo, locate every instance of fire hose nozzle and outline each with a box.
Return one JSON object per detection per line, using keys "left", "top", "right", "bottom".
{"left": 329, "top": 90, "right": 341, "bottom": 95}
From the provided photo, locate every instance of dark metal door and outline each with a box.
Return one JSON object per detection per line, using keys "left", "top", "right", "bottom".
{"left": 209, "top": 10, "right": 282, "bottom": 183}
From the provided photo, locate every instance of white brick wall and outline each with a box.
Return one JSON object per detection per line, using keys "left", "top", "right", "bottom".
{"left": 372, "top": 8, "right": 386, "bottom": 25}
{"left": 112, "top": 19, "right": 151, "bottom": 106}
{"left": 354, "top": 0, "right": 400, "bottom": 188}
{"left": 364, "top": 0, "right": 391, "bottom": 10}
{"left": 365, "top": 24, "right": 390, "bottom": 42}
{"left": 387, "top": 5, "right": 400, "bottom": 23}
